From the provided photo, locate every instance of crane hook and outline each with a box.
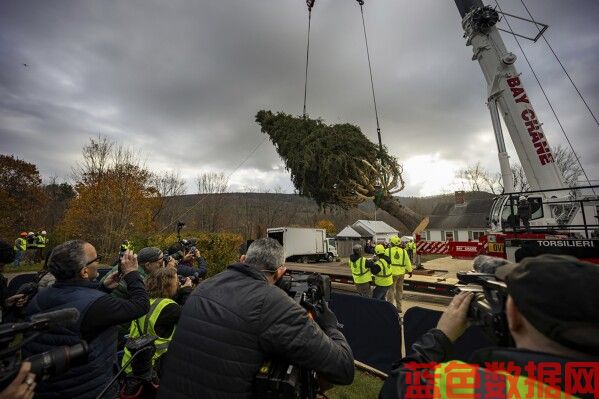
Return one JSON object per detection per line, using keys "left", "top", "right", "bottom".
{"left": 306, "top": 0, "right": 315, "bottom": 10}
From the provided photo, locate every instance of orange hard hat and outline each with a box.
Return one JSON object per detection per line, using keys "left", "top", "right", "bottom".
{"left": 20, "top": 232, "right": 28, "bottom": 237}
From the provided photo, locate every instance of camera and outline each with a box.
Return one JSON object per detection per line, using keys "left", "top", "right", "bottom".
{"left": 0, "top": 308, "right": 88, "bottom": 390}
{"left": 276, "top": 272, "right": 331, "bottom": 314}
{"left": 178, "top": 272, "right": 201, "bottom": 286}
{"left": 119, "top": 334, "right": 159, "bottom": 397}
{"left": 254, "top": 273, "right": 332, "bottom": 399}
{"left": 453, "top": 256, "right": 514, "bottom": 347}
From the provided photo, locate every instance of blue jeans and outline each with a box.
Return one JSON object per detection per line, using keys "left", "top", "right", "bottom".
{"left": 372, "top": 286, "right": 389, "bottom": 300}
{"left": 13, "top": 251, "right": 25, "bottom": 267}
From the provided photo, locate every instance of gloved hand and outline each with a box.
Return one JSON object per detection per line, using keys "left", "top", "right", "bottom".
{"left": 313, "top": 301, "right": 340, "bottom": 332}
{"left": 408, "top": 272, "right": 413, "bottom": 278}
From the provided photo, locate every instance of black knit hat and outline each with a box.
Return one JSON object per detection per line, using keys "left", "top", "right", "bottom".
{"left": 495, "top": 254, "right": 599, "bottom": 355}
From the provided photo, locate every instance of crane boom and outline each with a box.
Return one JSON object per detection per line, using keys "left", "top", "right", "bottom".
{"left": 455, "top": 0, "right": 566, "bottom": 194}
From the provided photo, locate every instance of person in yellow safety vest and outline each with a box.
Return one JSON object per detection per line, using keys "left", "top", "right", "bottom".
{"left": 122, "top": 267, "right": 192, "bottom": 394}
{"left": 405, "top": 238, "right": 417, "bottom": 262}
{"left": 348, "top": 244, "right": 374, "bottom": 298}
{"left": 385, "top": 236, "right": 412, "bottom": 313}
{"left": 34, "top": 230, "right": 48, "bottom": 262}
{"left": 13, "top": 232, "right": 28, "bottom": 267}
{"left": 380, "top": 255, "right": 599, "bottom": 399}
{"left": 371, "top": 244, "right": 393, "bottom": 300}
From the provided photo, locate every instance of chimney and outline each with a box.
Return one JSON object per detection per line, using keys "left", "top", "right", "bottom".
{"left": 455, "top": 191, "right": 466, "bottom": 206}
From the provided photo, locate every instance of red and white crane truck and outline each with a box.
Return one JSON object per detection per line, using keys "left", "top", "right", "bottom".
{"left": 450, "top": 0, "right": 599, "bottom": 263}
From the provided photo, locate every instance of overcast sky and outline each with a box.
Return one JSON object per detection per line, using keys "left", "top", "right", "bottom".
{"left": 1, "top": 0, "right": 598, "bottom": 196}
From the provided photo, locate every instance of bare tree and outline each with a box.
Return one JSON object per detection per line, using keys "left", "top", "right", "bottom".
{"left": 72, "top": 135, "right": 113, "bottom": 184}
{"left": 457, "top": 162, "right": 493, "bottom": 193}
{"left": 196, "top": 171, "right": 229, "bottom": 232}
{"left": 197, "top": 172, "right": 229, "bottom": 194}
{"left": 152, "top": 171, "right": 186, "bottom": 221}
{"left": 553, "top": 145, "right": 584, "bottom": 188}
{"left": 508, "top": 145, "right": 584, "bottom": 192}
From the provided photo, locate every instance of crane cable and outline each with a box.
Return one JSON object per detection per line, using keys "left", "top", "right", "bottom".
{"left": 357, "top": 0, "right": 383, "bottom": 155}
{"left": 520, "top": 0, "right": 599, "bottom": 129}
{"left": 302, "top": 0, "right": 315, "bottom": 118}
{"left": 495, "top": 0, "right": 595, "bottom": 194}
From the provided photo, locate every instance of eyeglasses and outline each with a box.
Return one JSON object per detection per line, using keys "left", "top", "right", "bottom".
{"left": 85, "top": 255, "right": 102, "bottom": 266}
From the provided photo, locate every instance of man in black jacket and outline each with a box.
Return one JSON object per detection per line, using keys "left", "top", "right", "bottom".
{"left": 380, "top": 254, "right": 599, "bottom": 399}
{"left": 24, "top": 240, "right": 150, "bottom": 399}
{"left": 158, "top": 237, "right": 354, "bottom": 398}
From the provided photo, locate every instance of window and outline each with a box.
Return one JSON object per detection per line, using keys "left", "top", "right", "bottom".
{"left": 443, "top": 231, "right": 454, "bottom": 241}
{"left": 468, "top": 231, "right": 485, "bottom": 241}
{"left": 424, "top": 230, "right": 430, "bottom": 241}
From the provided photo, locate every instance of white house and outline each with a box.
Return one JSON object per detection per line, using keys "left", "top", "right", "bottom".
{"left": 343, "top": 220, "right": 399, "bottom": 243}
{"left": 422, "top": 196, "right": 494, "bottom": 242}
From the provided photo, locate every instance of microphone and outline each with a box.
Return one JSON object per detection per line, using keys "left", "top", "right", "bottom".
{"left": 472, "top": 255, "right": 511, "bottom": 274}
{"left": 31, "top": 308, "right": 80, "bottom": 327}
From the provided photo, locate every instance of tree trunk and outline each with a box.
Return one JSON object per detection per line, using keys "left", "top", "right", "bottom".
{"left": 379, "top": 197, "right": 423, "bottom": 234}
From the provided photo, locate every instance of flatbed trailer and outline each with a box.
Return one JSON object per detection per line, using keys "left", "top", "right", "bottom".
{"left": 284, "top": 261, "right": 458, "bottom": 297}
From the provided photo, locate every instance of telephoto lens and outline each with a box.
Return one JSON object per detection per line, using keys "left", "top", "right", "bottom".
{"left": 27, "top": 341, "right": 89, "bottom": 382}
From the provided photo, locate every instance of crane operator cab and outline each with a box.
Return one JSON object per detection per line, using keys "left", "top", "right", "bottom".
{"left": 489, "top": 195, "right": 545, "bottom": 232}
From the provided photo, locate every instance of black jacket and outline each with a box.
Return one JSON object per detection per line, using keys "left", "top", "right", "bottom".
{"left": 380, "top": 329, "right": 599, "bottom": 399}
{"left": 158, "top": 263, "right": 354, "bottom": 399}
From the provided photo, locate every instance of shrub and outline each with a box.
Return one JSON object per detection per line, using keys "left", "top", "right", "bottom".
{"left": 145, "top": 231, "right": 243, "bottom": 278}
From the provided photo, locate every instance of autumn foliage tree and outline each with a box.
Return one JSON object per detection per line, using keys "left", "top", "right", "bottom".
{"left": 58, "top": 137, "right": 160, "bottom": 257}
{"left": 315, "top": 219, "right": 337, "bottom": 235}
{"left": 0, "top": 154, "right": 47, "bottom": 241}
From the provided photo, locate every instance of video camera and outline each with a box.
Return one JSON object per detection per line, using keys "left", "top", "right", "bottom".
{"left": 0, "top": 308, "right": 88, "bottom": 390}
{"left": 453, "top": 256, "right": 514, "bottom": 347}
{"left": 178, "top": 271, "right": 201, "bottom": 286}
{"left": 254, "top": 273, "right": 332, "bottom": 399}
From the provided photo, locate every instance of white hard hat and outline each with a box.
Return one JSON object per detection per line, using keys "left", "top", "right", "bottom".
{"left": 41, "top": 230, "right": 47, "bottom": 235}
{"left": 519, "top": 195, "right": 527, "bottom": 201}
{"left": 28, "top": 231, "right": 34, "bottom": 236}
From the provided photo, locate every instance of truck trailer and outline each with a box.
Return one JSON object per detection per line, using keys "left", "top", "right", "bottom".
{"left": 267, "top": 227, "right": 338, "bottom": 263}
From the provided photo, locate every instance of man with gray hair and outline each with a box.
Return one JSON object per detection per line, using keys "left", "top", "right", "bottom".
{"left": 23, "top": 240, "right": 149, "bottom": 399}
{"left": 159, "top": 237, "right": 355, "bottom": 399}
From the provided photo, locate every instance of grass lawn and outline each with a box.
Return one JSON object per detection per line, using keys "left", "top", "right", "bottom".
{"left": 3, "top": 262, "right": 44, "bottom": 273}
{"left": 327, "top": 370, "right": 385, "bottom": 399}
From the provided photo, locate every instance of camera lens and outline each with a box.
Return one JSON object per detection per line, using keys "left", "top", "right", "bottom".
{"left": 27, "top": 342, "right": 88, "bottom": 381}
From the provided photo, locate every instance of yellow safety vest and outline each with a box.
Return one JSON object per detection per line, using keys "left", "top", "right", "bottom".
{"left": 386, "top": 246, "right": 412, "bottom": 276}
{"left": 348, "top": 257, "right": 372, "bottom": 285}
{"left": 373, "top": 257, "right": 393, "bottom": 287}
{"left": 35, "top": 235, "right": 47, "bottom": 248}
{"left": 14, "top": 237, "right": 26, "bottom": 252}
{"left": 433, "top": 360, "right": 582, "bottom": 399}
{"left": 122, "top": 297, "right": 177, "bottom": 373}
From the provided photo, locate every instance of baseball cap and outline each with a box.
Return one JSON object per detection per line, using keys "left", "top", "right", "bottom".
{"left": 495, "top": 254, "right": 599, "bottom": 355}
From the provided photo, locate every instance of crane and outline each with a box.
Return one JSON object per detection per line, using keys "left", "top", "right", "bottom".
{"left": 453, "top": 0, "right": 599, "bottom": 261}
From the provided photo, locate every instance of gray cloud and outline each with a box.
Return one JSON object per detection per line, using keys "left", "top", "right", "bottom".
{"left": 1, "top": 0, "right": 598, "bottom": 196}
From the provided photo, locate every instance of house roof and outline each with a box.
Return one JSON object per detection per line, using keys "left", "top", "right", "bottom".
{"left": 427, "top": 198, "right": 494, "bottom": 230}
{"left": 353, "top": 220, "right": 398, "bottom": 235}
{"left": 336, "top": 226, "right": 362, "bottom": 238}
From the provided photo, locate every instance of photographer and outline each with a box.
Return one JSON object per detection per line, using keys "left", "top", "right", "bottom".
{"left": 167, "top": 242, "right": 207, "bottom": 279}
{"left": 380, "top": 254, "right": 599, "bottom": 399}
{"left": 158, "top": 238, "right": 354, "bottom": 398}
{"left": 100, "top": 247, "right": 166, "bottom": 299}
{"left": 121, "top": 268, "right": 192, "bottom": 395}
{"left": 23, "top": 240, "right": 149, "bottom": 399}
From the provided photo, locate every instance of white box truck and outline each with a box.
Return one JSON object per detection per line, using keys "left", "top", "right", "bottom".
{"left": 266, "top": 227, "right": 338, "bottom": 263}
